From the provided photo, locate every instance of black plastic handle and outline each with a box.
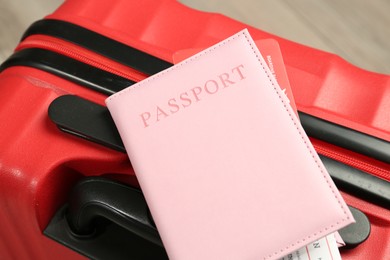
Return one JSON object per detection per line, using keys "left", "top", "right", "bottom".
{"left": 46, "top": 176, "right": 371, "bottom": 260}
{"left": 44, "top": 177, "right": 168, "bottom": 259}
{"left": 48, "top": 95, "right": 125, "bottom": 152}
{"left": 67, "top": 177, "right": 162, "bottom": 247}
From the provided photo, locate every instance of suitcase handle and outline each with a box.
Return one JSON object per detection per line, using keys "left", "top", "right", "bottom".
{"left": 67, "top": 177, "right": 163, "bottom": 247}
{"left": 44, "top": 177, "right": 370, "bottom": 259}
{"left": 44, "top": 177, "right": 168, "bottom": 259}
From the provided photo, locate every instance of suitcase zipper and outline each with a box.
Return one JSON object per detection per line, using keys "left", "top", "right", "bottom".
{"left": 313, "top": 141, "right": 390, "bottom": 181}
{"left": 16, "top": 35, "right": 148, "bottom": 83}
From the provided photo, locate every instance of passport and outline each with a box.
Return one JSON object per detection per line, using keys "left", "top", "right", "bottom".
{"left": 106, "top": 29, "right": 354, "bottom": 260}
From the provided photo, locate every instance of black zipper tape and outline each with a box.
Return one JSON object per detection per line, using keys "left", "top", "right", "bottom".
{"left": 0, "top": 48, "right": 134, "bottom": 95}
{"left": 21, "top": 19, "right": 173, "bottom": 75}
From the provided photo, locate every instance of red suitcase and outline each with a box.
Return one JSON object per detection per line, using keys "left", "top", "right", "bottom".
{"left": 0, "top": 0, "right": 389, "bottom": 259}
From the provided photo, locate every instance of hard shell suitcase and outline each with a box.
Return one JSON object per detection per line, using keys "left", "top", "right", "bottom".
{"left": 0, "top": 0, "right": 389, "bottom": 259}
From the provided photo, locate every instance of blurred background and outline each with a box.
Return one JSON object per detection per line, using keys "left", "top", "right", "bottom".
{"left": 0, "top": 0, "right": 389, "bottom": 74}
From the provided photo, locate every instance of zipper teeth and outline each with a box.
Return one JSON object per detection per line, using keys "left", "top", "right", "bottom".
{"left": 16, "top": 35, "right": 148, "bottom": 82}
{"left": 314, "top": 144, "right": 390, "bottom": 180}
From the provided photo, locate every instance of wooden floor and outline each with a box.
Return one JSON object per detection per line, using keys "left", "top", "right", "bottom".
{"left": 0, "top": 0, "right": 389, "bottom": 75}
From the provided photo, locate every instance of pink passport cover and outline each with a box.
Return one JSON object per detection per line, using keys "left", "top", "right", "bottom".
{"left": 106, "top": 29, "right": 354, "bottom": 260}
